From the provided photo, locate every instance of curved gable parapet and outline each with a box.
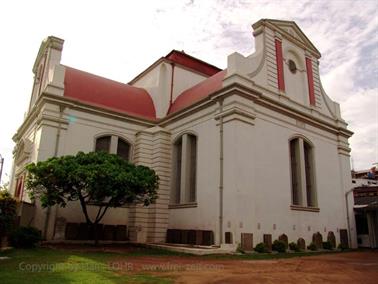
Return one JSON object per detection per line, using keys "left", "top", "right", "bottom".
{"left": 223, "top": 19, "right": 343, "bottom": 123}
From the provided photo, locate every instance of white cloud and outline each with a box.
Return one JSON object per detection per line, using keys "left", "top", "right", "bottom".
{"left": 341, "top": 88, "right": 378, "bottom": 170}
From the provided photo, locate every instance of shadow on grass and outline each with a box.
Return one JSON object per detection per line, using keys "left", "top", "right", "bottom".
{"left": 0, "top": 248, "right": 172, "bottom": 284}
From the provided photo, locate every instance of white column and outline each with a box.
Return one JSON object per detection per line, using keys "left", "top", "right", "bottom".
{"left": 110, "top": 136, "right": 118, "bottom": 154}
{"left": 180, "top": 134, "right": 190, "bottom": 203}
{"left": 298, "top": 138, "right": 307, "bottom": 206}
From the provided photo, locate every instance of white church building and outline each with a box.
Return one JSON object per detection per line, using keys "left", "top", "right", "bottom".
{"left": 10, "top": 19, "right": 357, "bottom": 249}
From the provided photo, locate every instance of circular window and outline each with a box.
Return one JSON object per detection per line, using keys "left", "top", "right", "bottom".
{"left": 288, "top": 60, "right": 297, "bottom": 74}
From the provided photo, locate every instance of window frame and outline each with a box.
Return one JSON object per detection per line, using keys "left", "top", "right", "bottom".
{"left": 169, "top": 132, "right": 198, "bottom": 208}
{"left": 94, "top": 134, "right": 133, "bottom": 162}
{"left": 288, "top": 136, "right": 318, "bottom": 211}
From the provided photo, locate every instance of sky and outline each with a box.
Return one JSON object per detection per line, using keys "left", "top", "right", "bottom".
{"left": 0, "top": 0, "right": 377, "bottom": 185}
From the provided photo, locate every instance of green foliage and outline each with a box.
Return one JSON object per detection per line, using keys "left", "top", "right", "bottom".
{"left": 26, "top": 151, "right": 159, "bottom": 223}
{"left": 9, "top": 226, "right": 42, "bottom": 248}
{"left": 289, "top": 242, "right": 300, "bottom": 252}
{"left": 236, "top": 243, "right": 245, "bottom": 254}
{"left": 307, "top": 242, "right": 317, "bottom": 251}
{"left": 337, "top": 243, "right": 349, "bottom": 250}
{"left": 272, "top": 240, "right": 287, "bottom": 253}
{"left": 254, "top": 242, "right": 268, "bottom": 253}
{"left": 26, "top": 151, "right": 159, "bottom": 245}
{"left": 0, "top": 190, "right": 17, "bottom": 236}
{"left": 322, "top": 241, "right": 332, "bottom": 250}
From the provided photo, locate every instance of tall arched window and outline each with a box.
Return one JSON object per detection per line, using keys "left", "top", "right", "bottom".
{"left": 171, "top": 133, "right": 197, "bottom": 204}
{"left": 95, "top": 135, "right": 130, "bottom": 161}
{"left": 289, "top": 137, "right": 317, "bottom": 207}
{"left": 95, "top": 136, "right": 111, "bottom": 152}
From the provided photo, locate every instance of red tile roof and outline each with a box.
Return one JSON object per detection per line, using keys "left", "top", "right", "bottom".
{"left": 168, "top": 70, "right": 226, "bottom": 114}
{"left": 165, "top": 50, "right": 221, "bottom": 77}
{"left": 64, "top": 67, "right": 156, "bottom": 120}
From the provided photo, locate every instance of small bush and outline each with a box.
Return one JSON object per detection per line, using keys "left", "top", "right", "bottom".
{"left": 254, "top": 242, "right": 268, "bottom": 253}
{"left": 10, "top": 226, "right": 42, "bottom": 248}
{"left": 307, "top": 242, "right": 317, "bottom": 251}
{"left": 289, "top": 241, "right": 300, "bottom": 252}
{"left": 322, "top": 241, "right": 332, "bottom": 250}
{"left": 337, "top": 243, "right": 349, "bottom": 250}
{"left": 236, "top": 243, "right": 245, "bottom": 254}
{"left": 272, "top": 240, "right": 287, "bottom": 253}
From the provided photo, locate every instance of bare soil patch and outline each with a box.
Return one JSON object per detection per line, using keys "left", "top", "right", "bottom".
{"left": 44, "top": 244, "right": 378, "bottom": 283}
{"left": 110, "top": 251, "right": 378, "bottom": 284}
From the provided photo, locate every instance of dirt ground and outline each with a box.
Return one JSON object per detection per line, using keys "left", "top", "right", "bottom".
{"left": 110, "top": 251, "right": 378, "bottom": 284}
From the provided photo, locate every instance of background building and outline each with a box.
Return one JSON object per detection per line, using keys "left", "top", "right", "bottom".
{"left": 352, "top": 166, "right": 378, "bottom": 248}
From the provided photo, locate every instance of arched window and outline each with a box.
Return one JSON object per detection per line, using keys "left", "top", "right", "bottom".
{"left": 116, "top": 138, "right": 130, "bottom": 161}
{"left": 171, "top": 133, "right": 197, "bottom": 204}
{"left": 95, "top": 135, "right": 130, "bottom": 161}
{"left": 95, "top": 136, "right": 111, "bottom": 152}
{"left": 289, "top": 137, "right": 317, "bottom": 207}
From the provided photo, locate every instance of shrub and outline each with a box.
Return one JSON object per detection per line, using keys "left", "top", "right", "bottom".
{"left": 337, "top": 243, "right": 349, "bottom": 251}
{"left": 0, "top": 191, "right": 17, "bottom": 237}
{"left": 289, "top": 241, "right": 300, "bottom": 252}
{"left": 307, "top": 242, "right": 317, "bottom": 251}
{"left": 272, "top": 240, "right": 287, "bottom": 253}
{"left": 254, "top": 242, "right": 268, "bottom": 253}
{"left": 10, "top": 226, "right": 42, "bottom": 248}
{"left": 322, "top": 241, "right": 332, "bottom": 250}
{"left": 236, "top": 243, "right": 245, "bottom": 254}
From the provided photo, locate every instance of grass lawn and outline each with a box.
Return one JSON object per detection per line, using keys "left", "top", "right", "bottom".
{"left": 0, "top": 245, "right": 348, "bottom": 284}
{"left": 0, "top": 247, "right": 175, "bottom": 284}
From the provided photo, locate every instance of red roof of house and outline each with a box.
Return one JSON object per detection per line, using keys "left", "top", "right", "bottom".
{"left": 165, "top": 50, "right": 221, "bottom": 77}
{"left": 64, "top": 67, "right": 156, "bottom": 120}
{"left": 168, "top": 70, "right": 226, "bottom": 114}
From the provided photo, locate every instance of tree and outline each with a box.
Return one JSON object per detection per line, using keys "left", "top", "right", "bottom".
{"left": 0, "top": 190, "right": 17, "bottom": 241}
{"left": 26, "top": 151, "right": 159, "bottom": 245}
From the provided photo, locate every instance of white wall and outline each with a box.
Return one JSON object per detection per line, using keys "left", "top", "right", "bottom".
{"left": 164, "top": 94, "right": 352, "bottom": 247}
{"left": 165, "top": 105, "right": 221, "bottom": 242}
{"left": 132, "top": 61, "right": 207, "bottom": 118}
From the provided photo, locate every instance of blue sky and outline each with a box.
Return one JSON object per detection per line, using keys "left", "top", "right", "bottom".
{"left": 0, "top": 0, "right": 377, "bottom": 184}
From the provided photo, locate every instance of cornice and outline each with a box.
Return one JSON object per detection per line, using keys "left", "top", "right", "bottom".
{"left": 214, "top": 106, "right": 256, "bottom": 126}
{"left": 14, "top": 78, "right": 353, "bottom": 143}
{"left": 160, "top": 79, "right": 353, "bottom": 139}
{"left": 14, "top": 93, "right": 156, "bottom": 140}
{"left": 255, "top": 20, "right": 321, "bottom": 59}
{"left": 42, "top": 94, "right": 156, "bottom": 126}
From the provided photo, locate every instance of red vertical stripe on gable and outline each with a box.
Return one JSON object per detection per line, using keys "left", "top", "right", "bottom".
{"left": 275, "top": 39, "right": 285, "bottom": 92}
{"left": 306, "top": 57, "right": 315, "bottom": 106}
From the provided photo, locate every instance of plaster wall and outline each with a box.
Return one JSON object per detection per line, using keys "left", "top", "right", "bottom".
{"left": 163, "top": 94, "right": 352, "bottom": 247}
{"left": 165, "top": 105, "right": 221, "bottom": 243}
{"left": 133, "top": 62, "right": 207, "bottom": 118}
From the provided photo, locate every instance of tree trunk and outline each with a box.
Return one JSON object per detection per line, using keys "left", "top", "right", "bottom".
{"left": 94, "top": 222, "right": 99, "bottom": 246}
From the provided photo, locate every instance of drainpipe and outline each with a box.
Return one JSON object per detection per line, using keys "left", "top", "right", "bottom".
{"left": 169, "top": 63, "right": 175, "bottom": 107}
{"left": 345, "top": 188, "right": 354, "bottom": 248}
{"left": 218, "top": 99, "right": 224, "bottom": 245}
{"left": 43, "top": 105, "right": 64, "bottom": 240}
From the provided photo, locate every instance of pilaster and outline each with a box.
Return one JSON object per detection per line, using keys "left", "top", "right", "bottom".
{"left": 128, "top": 126, "right": 171, "bottom": 243}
